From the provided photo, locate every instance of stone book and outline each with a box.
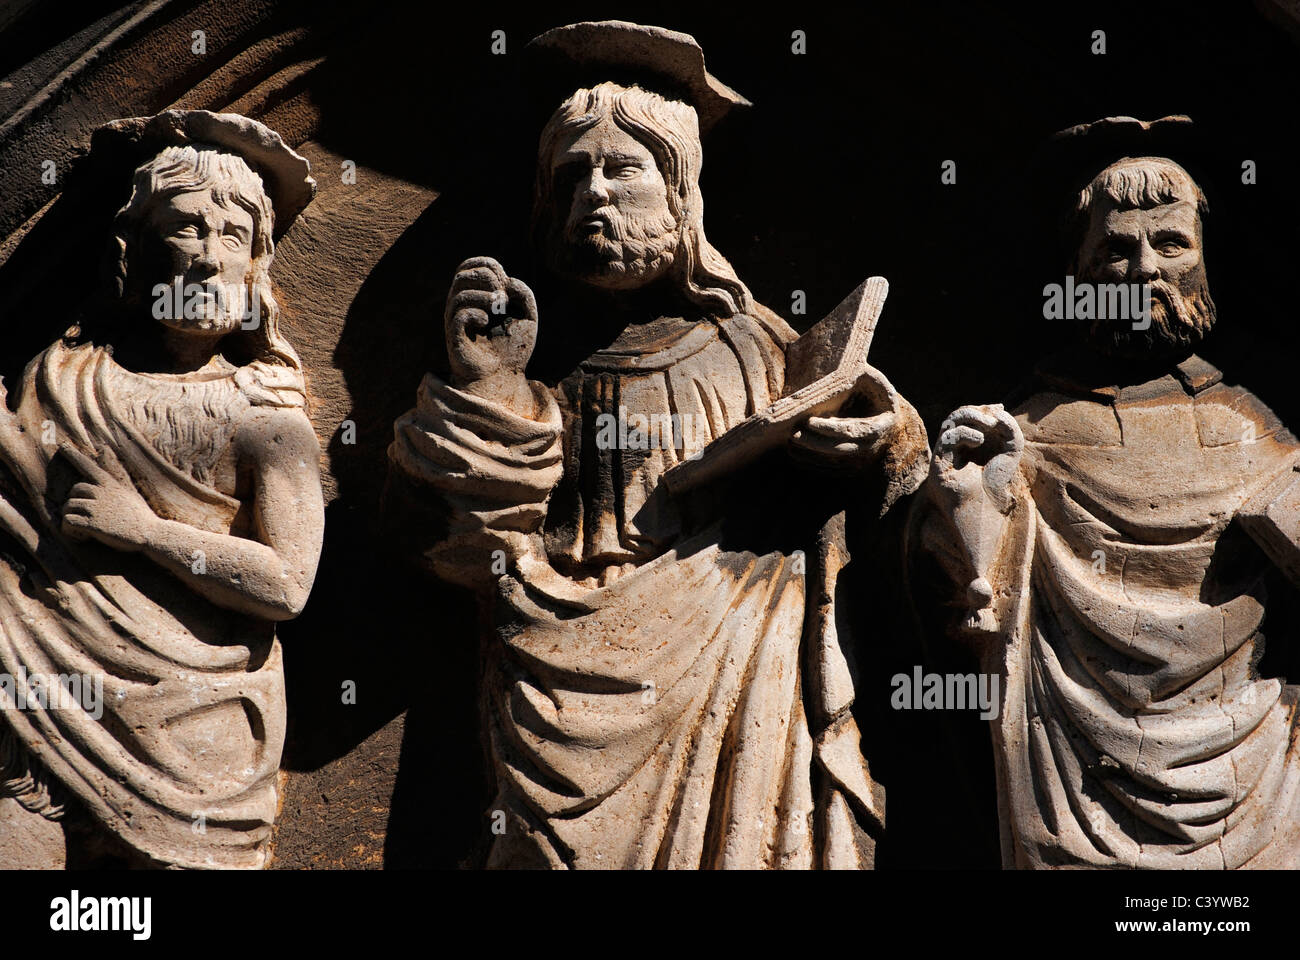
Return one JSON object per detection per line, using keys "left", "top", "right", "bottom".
{"left": 663, "top": 275, "right": 888, "bottom": 494}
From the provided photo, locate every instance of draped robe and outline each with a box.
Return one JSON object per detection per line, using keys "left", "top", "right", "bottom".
{"left": 390, "top": 310, "right": 909, "bottom": 868}
{"left": 916, "top": 356, "right": 1300, "bottom": 868}
{"left": 0, "top": 340, "right": 290, "bottom": 869}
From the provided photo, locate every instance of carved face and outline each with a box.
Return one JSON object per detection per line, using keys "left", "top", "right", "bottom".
{"left": 549, "top": 118, "right": 680, "bottom": 289}
{"left": 1081, "top": 197, "right": 1202, "bottom": 293}
{"left": 1077, "top": 195, "right": 1216, "bottom": 358}
{"left": 146, "top": 188, "right": 256, "bottom": 335}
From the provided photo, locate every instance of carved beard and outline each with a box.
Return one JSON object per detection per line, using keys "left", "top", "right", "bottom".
{"left": 550, "top": 202, "right": 680, "bottom": 286}
{"left": 161, "top": 279, "right": 250, "bottom": 335}
{"left": 1078, "top": 272, "right": 1218, "bottom": 360}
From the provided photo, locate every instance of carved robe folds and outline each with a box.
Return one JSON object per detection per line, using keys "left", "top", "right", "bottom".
{"left": 391, "top": 312, "right": 920, "bottom": 868}
{"left": 0, "top": 342, "right": 293, "bottom": 869}
{"left": 915, "top": 359, "right": 1300, "bottom": 868}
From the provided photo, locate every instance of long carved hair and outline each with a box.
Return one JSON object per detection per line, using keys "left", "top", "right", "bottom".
{"left": 532, "top": 81, "right": 755, "bottom": 319}
{"left": 72, "top": 144, "right": 305, "bottom": 404}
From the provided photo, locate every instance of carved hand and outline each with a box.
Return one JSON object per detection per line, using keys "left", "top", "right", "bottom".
{"left": 931, "top": 404, "right": 1024, "bottom": 511}
{"left": 59, "top": 445, "right": 157, "bottom": 552}
{"left": 445, "top": 256, "right": 539, "bottom": 413}
{"left": 789, "top": 364, "right": 903, "bottom": 471}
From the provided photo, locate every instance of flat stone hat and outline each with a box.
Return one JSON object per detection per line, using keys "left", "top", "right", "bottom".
{"left": 88, "top": 109, "right": 316, "bottom": 238}
{"left": 1043, "top": 114, "right": 1205, "bottom": 204}
{"left": 524, "top": 20, "right": 751, "bottom": 133}
{"left": 1029, "top": 114, "right": 1209, "bottom": 254}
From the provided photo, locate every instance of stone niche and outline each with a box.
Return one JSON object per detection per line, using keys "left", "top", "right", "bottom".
{"left": 1, "top": 2, "right": 1300, "bottom": 869}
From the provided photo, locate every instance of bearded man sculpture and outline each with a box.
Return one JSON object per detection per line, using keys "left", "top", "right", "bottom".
{"left": 386, "top": 22, "right": 929, "bottom": 869}
{"left": 0, "top": 111, "right": 323, "bottom": 869}
{"left": 910, "top": 117, "right": 1300, "bottom": 869}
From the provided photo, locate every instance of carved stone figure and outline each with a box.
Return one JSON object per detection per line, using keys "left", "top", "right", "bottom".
{"left": 386, "top": 21, "right": 929, "bottom": 869}
{"left": 910, "top": 116, "right": 1300, "bottom": 868}
{"left": 0, "top": 111, "right": 323, "bottom": 869}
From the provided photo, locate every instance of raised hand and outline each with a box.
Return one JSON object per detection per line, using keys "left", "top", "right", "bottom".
{"left": 444, "top": 256, "right": 539, "bottom": 413}
{"left": 932, "top": 404, "right": 1024, "bottom": 512}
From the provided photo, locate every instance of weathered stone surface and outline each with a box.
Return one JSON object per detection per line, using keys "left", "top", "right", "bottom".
{"left": 0, "top": 795, "right": 64, "bottom": 869}
{"left": 270, "top": 713, "right": 402, "bottom": 869}
{"left": 3, "top": 4, "right": 1298, "bottom": 876}
{"left": 385, "top": 21, "right": 928, "bottom": 869}
{"left": 0, "top": 110, "right": 324, "bottom": 869}
{"left": 910, "top": 122, "right": 1300, "bottom": 869}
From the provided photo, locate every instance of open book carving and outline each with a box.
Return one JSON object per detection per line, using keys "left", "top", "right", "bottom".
{"left": 663, "top": 276, "right": 888, "bottom": 495}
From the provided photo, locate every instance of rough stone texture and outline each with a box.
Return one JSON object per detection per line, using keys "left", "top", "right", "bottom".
{"left": 0, "top": 795, "right": 64, "bottom": 868}
{"left": 270, "top": 713, "right": 401, "bottom": 869}
{"left": 0, "top": 1, "right": 452, "bottom": 871}
{"left": 2, "top": 3, "right": 1299, "bottom": 872}
{"left": 384, "top": 23, "right": 929, "bottom": 869}
{"left": 0, "top": 113, "right": 325, "bottom": 869}
{"left": 270, "top": 140, "right": 438, "bottom": 506}
{"left": 910, "top": 136, "right": 1300, "bottom": 869}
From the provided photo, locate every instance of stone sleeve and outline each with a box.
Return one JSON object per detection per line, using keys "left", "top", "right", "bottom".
{"left": 876, "top": 391, "right": 931, "bottom": 517}
{"left": 386, "top": 373, "right": 564, "bottom": 591}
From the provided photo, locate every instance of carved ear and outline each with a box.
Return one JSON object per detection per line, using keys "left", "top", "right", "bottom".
{"left": 105, "top": 222, "right": 153, "bottom": 308}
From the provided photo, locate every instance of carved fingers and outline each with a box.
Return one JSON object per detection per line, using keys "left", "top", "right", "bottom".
{"left": 58, "top": 444, "right": 153, "bottom": 551}
{"left": 935, "top": 406, "right": 1021, "bottom": 463}
{"left": 61, "top": 481, "right": 106, "bottom": 539}
{"left": 786, "top": 361, "right": 911, "bottom": 471}
{"left": 790, "top": 411, "right": 898, "bottom": 471}
{"left": 445, "top": 257, "right": 538, "bottom": 387}
{"left": 932, "top": 405, "right": 1025, "bottom": 511}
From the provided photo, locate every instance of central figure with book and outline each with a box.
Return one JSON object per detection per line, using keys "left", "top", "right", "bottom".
{"left": 386, "top": 21, "right": 929, "bottom": 868}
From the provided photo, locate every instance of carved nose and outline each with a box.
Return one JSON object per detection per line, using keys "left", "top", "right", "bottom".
{"left": 192, "top": 244, "right": 221, "bottom": 277}
{"left": 581, "top": 170, "right": 609, "bottom": 203}
{"left": 967, "top": 577, "right": 994, "bottom": 609}
{"left": 1129, "top": 242, "right": 1159, "bottom": 283}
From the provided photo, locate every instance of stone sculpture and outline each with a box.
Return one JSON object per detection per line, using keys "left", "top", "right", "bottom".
{"left": 0, "top": 111, "right": 324, "bottom": 869}
{"left": 386, "top": 21, "right": 930, "bottom": 869}
{"left": 910, "top": 116, "right": 1300, "bottom": 869}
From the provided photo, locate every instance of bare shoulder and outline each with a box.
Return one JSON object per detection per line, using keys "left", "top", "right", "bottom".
{"left": 234, "top": 404, "right": 322, "bottom": 471}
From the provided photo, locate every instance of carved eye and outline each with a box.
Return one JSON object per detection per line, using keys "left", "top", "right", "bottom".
{"left": 1157, "top": 241, "right": 1186, "bottom": 257}
{"left": 171, "top": 223, "right": 199, "bottom": 239}
{"left": 607, "top": 164, "right": 640, "bottom": 180}
{"left": 222, "top": 234, "right": 244, "bottom": 250}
